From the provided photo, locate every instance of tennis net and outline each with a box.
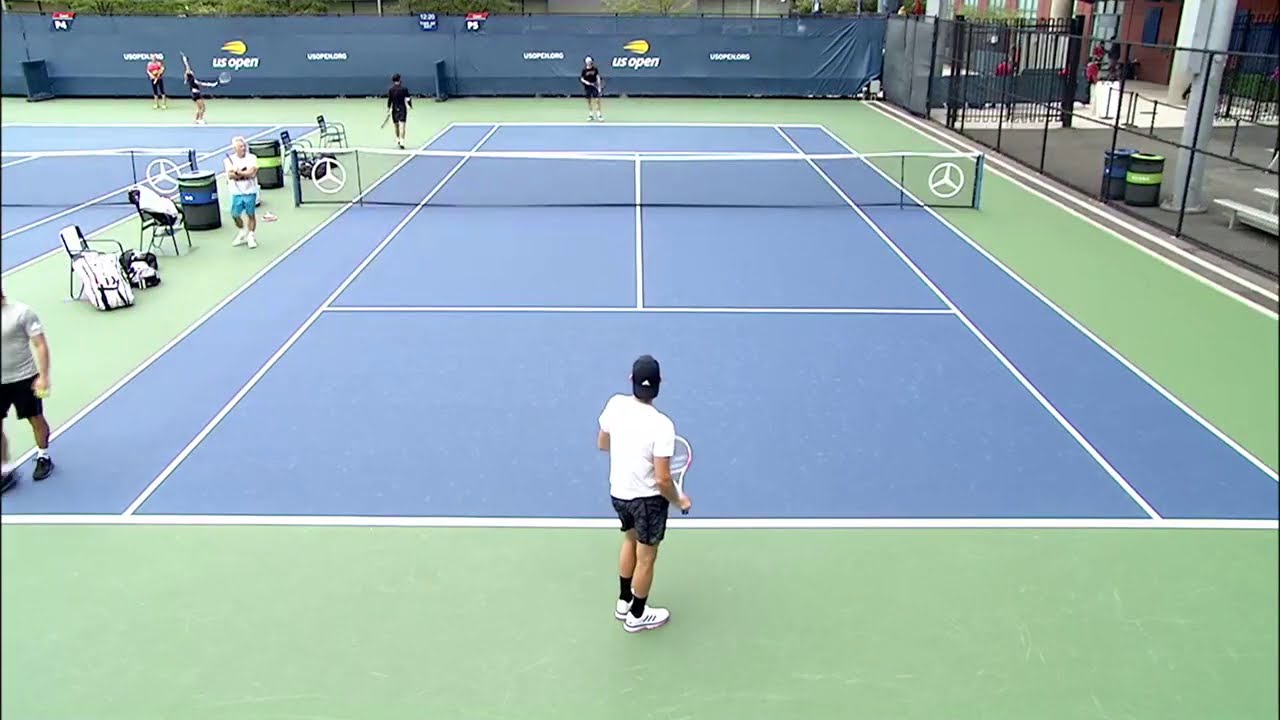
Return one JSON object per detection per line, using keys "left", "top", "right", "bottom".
{"left": 0, "top": 147, "right": 199, "bottom": 208}
{"left": 289, "top": 147, "right": 985, "bottom": 210}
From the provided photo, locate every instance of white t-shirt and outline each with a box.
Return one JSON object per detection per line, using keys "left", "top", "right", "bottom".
{"left": 598, "top": 393, "right": 676, "bottom": 501}
{"left": 224, "top": 152, "right": 260, "bottom": 196}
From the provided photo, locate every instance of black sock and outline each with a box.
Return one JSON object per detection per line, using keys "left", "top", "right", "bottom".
{"left": 619, "top": 577, "right": 633, "bottom": 602}
{"left": 630, "top": 595, "right": 647, "bottom": 619}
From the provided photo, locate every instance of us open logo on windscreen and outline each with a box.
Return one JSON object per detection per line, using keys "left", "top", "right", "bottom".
{"left": 213, "top": 40, "right": 260, "bottom": 70}
{"left": 612, "top": 40, "right": 660, "bottom": 70}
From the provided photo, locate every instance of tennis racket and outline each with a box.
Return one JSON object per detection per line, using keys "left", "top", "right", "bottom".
{"left": 671, "top": 435, "right": 692, "bottom": 515}
{"left": 214, "top": 71, "right": 232, "bottom": 86}
{"left": 380, "top": 110, "right": 392, "bottom": 129}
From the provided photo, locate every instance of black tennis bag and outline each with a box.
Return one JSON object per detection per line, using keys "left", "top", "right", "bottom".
{"left": 296, "top": 152, "right": 337, "bottom": 180}
{"left": 119, "top": 250, "right": 161, "bottom": 289}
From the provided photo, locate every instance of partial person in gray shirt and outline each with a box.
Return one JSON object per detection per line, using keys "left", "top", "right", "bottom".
{"left": 1, "top": 288, "right": 54, "bottom": 492}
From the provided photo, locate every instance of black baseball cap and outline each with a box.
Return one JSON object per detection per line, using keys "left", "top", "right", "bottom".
{"left": 631, "top": 355, "right": 661, "bottom": 401}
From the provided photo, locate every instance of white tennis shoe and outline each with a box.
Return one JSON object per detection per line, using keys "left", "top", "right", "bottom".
{"left": 232, "top": 229, "right": 247, "bottom": 246}
{"left": 615, "top": 599, "right": 631, "bottom": 620}
{"left": 624, "top": 605, "right": 670, "bottom": 633}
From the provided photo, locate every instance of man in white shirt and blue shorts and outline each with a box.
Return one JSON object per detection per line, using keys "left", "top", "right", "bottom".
{"left": 597, "top": 355, "right": 692, "bottom": 633}
{"left": 223, "top": 136, "right": 260, "bottom": 249}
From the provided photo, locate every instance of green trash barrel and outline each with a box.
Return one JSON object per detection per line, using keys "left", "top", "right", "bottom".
{"left": 1123, "top": 153, "right": 1164, "bottom": 207}
{"left": 177, "top": 170, "right": 221, "bottom": 231}
{"left": 250, "top": 138, "right": 284, "bottom": 190}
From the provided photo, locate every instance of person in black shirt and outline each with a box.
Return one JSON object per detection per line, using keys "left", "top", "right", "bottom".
{"left": 387, "top": 74, "right": 412, "bottom": 149}
{"left": 580, "top": 57, "right": 603, "bottom": 122}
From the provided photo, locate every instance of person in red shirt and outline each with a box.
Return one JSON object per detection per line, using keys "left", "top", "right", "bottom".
{"left": 147, "top": 54, "right": 167, "bottom": 110}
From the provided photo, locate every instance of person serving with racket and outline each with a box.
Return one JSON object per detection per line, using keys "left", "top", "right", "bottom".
{"left": 180, "top": 53, "right": 229, "bottom": 125}
{"left": 597, "top": 355, "right": 691, "bottom": 634}
{"left": 581, "top": 57, "right": 604, "bottom": 122}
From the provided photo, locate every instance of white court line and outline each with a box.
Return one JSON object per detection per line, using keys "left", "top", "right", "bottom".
{"left": 867, "top": 102, "right": 1279, "bottom": 314}
{"left": 634, "top": 154, "right": 644, "bottom": 309}
{"left": 776, "top": 125, "right": 1163, "bottom": 520}
{"left": 1, "top": 122, "right": 302, "bottom": 128}
{"left": 1, "top": 514, "right": 1275, "bottom": 530}
{"left": 1, "top": 155, "right": 40, "bottom": 169}
{"left": 816, "top": 124, "right": 1280, "bottom": 483}
{"left": 121, "top": 124, "right": 502, "bottom": 516}
{"left": 323, "top": 305, "right": 956, "bottom": 315}
{"left": 1, "top": 125, "right": 322, "bottom": 278}
{"left": 0, "top": 124, "right": 286, "bottom": 244}
{"left": 451, "top": 121, "right": 827, "bottom": 128}
{"left": 2, "top": 123, "right": 464, "bottom": 475}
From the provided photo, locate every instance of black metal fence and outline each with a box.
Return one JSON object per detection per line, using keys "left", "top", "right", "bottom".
{"left": 884, "top": 14, "right": 1279, "bottom": 279}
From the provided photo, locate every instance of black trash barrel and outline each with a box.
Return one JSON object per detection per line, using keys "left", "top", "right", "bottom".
{"left": 250, "top": 138, "right": 284, "bottom": 190}
{"left": 178, "top": 170, "right": 222, "bottom": 230}
{"left": 1102, "top": 148, "right": 1136, "bottom": 200}
{"left": 1124, "top": 153, "right": 1164, "bottom": 207}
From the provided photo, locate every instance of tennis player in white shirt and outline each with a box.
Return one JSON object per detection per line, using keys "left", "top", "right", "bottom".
{"left": 598, "top": 355, "right": 692, "bottom": 633}
{"left": 223, "top": 136, "right": 260, "bottom": 249}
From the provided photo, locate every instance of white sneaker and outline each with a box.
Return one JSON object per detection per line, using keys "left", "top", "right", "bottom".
{"left": 624, "top": 605, "right": 670, "bottom": 633}
{"left": 587, "top": 114, "right": 594, "bottom": 121}
{"left": 246, "top": 233, "right": 258, "bottom": 249}
{"left": 615, "top": 599, "right": 631, "bottom": 620}
{"left": 232, "top": 229, "right": 247, "bottom": 246}
{"left": 596, "top": 112, "right": 603, "bottom": 121}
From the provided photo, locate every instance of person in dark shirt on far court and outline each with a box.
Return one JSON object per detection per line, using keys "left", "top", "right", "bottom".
{"left": 581, "top": 57, "right": 603, "bottom": 122}
{"left": 387, "top": 74, "right": 412, "bottom": 149}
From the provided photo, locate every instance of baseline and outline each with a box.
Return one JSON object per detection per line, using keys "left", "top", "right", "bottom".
{"left": 322, "top": 305, "right": 955, "bottom": 315}
{"left": 2, "top": 514, "right": 1275, "bottom": 530}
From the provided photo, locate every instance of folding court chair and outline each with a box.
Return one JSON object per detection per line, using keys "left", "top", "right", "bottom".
{"left": 128, "top": 186, "right": 191, "bottom": 256}
{"left": 58, "top": 225, "right": 124, "bottom": 301}
{"left": 316, "top": 115, "right": 348, "bottom": 148}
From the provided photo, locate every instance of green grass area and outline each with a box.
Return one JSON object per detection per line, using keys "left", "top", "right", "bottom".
{"left": 2, "top": 525, "right": 1276, "bottom": 720}
{"left": 1, "top": 96, "right": 1276, "bottom": 719}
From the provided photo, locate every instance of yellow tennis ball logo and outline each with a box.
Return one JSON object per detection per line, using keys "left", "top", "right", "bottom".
{"left": 221, "top": 40, "right": 247, "bottom": 56}
{"left": 622, "top": 40, "right": 650, "bottom": 55}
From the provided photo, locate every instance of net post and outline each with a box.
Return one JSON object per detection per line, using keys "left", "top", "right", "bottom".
{"left": 290, "top": 148, "right": 302, "bottom": 207}
{"left": 355, "top": 149, "right": 364, "bottom": 208}
{"left": 899, "top": 154, "right": 906, "bottom": 209}
{"left": 130, "top": 149, "right": 140, "bottom": 189}
{"left": 187, "top": 148, "right": 197, "bottom": 172}
{"left": 974, "top": 153, "right": 985, "bottom": 210}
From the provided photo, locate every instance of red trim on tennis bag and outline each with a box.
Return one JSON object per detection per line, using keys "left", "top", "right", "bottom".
{"left": 73, "top": 251, "right": 135, "bottom": 310}
{"left": 119, "top": 250, "right": 161, "bottom": 289}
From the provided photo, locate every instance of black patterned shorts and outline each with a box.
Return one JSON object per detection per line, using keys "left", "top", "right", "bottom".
{"left": 611, "top": 494, "right": 669, "bottom": 546}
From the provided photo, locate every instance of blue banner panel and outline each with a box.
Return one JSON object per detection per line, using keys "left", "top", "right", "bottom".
{"left": 0, "top": 14, "right": 885, "bottom": 99}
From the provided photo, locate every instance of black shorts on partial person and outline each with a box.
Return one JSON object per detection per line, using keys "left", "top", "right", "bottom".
{"left": 391, "top": 106, "right": 408, "bottom": 123}
{"left": 151, "top": 78, "right": 165, "bottom": 96}
{"left": 612, "top": 494, "right": 669, "bottom": 546}
{"left": 190, "top": 90, "right": 202, "bottom": 102}
{"left": 0, "top": 376, "right": 42, "bottom": 421}
{"left": 584, "top": 85, "right": 600, "bottom": 99}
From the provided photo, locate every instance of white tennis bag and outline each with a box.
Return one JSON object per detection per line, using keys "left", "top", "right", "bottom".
{"left": 60, "top": 226, "right": 135, "bottom": 311}
{"left": 74, "top": 252, "right": 135, "bottom": 310}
